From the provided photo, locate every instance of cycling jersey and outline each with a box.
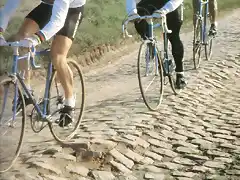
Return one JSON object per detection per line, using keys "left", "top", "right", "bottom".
{"left": 126, "top": 0, "right": 183, "bottom": 15}
{"left": 0, "top": 0, "right": 86, "bottom": 40}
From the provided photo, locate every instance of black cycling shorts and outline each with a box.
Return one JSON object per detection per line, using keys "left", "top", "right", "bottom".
{"left": 26, "top": 3, "right": 84, "bottom": 40}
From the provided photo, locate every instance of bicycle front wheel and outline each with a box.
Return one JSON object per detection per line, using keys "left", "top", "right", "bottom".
{"left": 204, "top": 9, "right": 213, "bottom": 60}
{"left": 137, "top": 42, "right": 164, "bottom": 111}
{"left": 193, "top": 18, "right": 202, "bottom": 69}
{"left": 0, "top": 78, "right": 25, "bottom": 173}
{"left": 48, "top": 60, "right": 85, "bottom": 142}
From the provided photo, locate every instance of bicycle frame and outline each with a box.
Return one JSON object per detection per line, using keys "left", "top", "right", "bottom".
{"left": 196, "top": 0, "right": 209, "bottom": 44}
{"left": 1, "top": 43, "right": 53, "bottom": 123}
{"left": 146, "top": 18, "right": 159, "bottom": 75}
{"left": 149, "top": 20, "right": 172, "bottom": 76}
{"left": 122, "top": 15, "right": 172, "bottom": 76}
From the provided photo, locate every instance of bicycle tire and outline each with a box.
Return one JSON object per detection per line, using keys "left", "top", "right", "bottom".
{"left": 204, "top": 8, "right": 213, "bottom": 60}
{"left": 205, "top": 37, "right": 213, "bottom": 61}
{"left": 0, "top": 78, "right": 26, "bottom": 173}
{"left": 48, "top": 60, "right": 85, "bottom": 143}
{"left": 193, "top": 18, "right": 202, "bottom": 69}
{"left": 161, "top": 35, "right": 182, "bottom": 95}
{"left": 137, "top": 42, "right": 164, "bottom": 111}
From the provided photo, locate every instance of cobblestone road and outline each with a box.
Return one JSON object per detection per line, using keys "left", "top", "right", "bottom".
{"left": 1, "top": 9, "right": 240, "bottom": 180}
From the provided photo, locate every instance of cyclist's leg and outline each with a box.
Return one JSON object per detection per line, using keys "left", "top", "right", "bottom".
{"left": 192, "top": 0, "right": 198, "bottom": 27}
{"left": 134, "top": 2, "right": 161, "bottom": 39}
{"left": 8, "top": 3, "right": 51, "bottom": 93}
{"left": 134, "top": 5, "right": 152, "bottom": 40}
{"left": 7, "top": 19, "right": 39, "bottom": 91}
{"left": 50, "top": 6, "right": 84, "bottom": 126}
{"left": 166, "top": 8, "right": 186, "bottom": 89}
{"left": 209, "top": 0, "right": 218, "bottom": 33}
{"left": 51, "top": 36, "right": 73, "bottom": 101}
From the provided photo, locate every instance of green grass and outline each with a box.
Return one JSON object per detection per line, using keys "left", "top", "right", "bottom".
{"left": 0, "top": 0, "right": 240, "bottom": 74}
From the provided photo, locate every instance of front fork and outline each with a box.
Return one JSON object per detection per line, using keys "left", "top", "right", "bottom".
{"left": 146, "top": 19, "right": 159, "bottom": 76}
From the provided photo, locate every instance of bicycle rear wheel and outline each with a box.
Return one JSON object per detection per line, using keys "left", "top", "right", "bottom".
{"left": 193, "top": 18, "right": 202, "bottom": 69}
{"left": 204, "top": 8, "right": 213, "bottom": 60}
{"left": 162, "top": 36, "right": 182, "bottom": 95}
{"left": 205, "top": 35, "right": 213, "bottom": 60}
{"left": 48, "top": 60, "right": 85, "bottom": 142}
{"left": 137, "top": 42, "right": 164, "bottom": 111}
{"left": 0, "top": 78, "right": 25, "bottom": 173}
{"left": 167, "top": 57, "right": 182, "bottom": 95}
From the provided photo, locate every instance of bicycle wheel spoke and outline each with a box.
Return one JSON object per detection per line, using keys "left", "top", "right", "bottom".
{"left": 143, "top": 76, "right": 157, "bottom": 93}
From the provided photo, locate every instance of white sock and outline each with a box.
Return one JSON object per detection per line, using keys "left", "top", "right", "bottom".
{"left": 64, "top": 97, "right": 75, "bottom": 107}
{"left": 176, "top": 72, "right": 184, "bottom": 75}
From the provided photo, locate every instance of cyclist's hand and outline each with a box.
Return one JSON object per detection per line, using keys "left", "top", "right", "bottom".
{"left": 127, "top": 12, "right": 141, "bottom": 22}
{"left": 152, "top": 9, "right": 167, "bottom": 19}
{"left": 19, "top": 34, "right": 41, "bottom": 48}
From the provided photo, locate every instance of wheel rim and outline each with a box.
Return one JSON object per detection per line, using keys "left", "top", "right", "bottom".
{"left": 48, "top": 60, "right": 85, "bottom": 142}
{"left": 137, "top": 42, "right": 164, "bottom": 111}
{"left": 0, "top": 79, "right": 25, "bottom": 173}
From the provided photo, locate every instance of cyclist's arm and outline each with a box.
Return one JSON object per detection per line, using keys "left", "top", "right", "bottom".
{"left": 0, "top": 0, "right": 22, "bottom": 31}
{"left": 161, "top": 0, "right": 183, "bottom": 14}
{"left": 126, "top": 0, "right": 140, "bottom": 15}
{"left": 36, "top": 0, "right": 70, "bottom": 41}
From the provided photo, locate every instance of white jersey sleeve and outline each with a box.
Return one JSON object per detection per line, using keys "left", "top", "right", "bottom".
{"left": 40, "top": 0, "right": 70, "bottom": 40}
{"left": 126, "top": 0, "right": 137, "bottom": 15}
{"left": 161, "top": 0, "right": 183, "bottom": 13}
{"left": 0, "top": 0, "right": 22, "bottom": 31}
{"left": 126, "top": 0, "right": 183, "bottom": 15}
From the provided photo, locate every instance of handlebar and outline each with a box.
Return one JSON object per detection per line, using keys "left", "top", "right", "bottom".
{"left": 0, "top": 41, "right": 41, "bottom": 69}
{"left": 0, "top": 41, "right": 35, "bottom": 49}
{"left": 122, "top": 14, "right": 172, "bottom": 38}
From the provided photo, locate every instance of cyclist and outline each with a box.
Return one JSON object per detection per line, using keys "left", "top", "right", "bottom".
{"left": 192, "top": 0, "right": 218, "bottom": 36}
{"left": 126, "top": 0, "right": 187, "bottom": 89}
{"left": 0, "top": 0, "right": 85, "bottom": 127}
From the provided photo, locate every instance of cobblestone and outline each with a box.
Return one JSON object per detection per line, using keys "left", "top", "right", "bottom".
{"left": 144, "top": 173, "right": 165, "bottom": 180}
{"left": 172, "top": 157, "right": 196, "bottom": 166}
{"left": 110, "top": 149, "right": 134, "bottom": 169}
{"left": 203, "top": 161, "right": 225, "bottom": 169}
{"left": 145, "top": 150, "right": 163, "bottom": 162}
{"left": 176, "top": 146, "right": 200, "bottom": 154}
{"left": 172, "top": 171, "right": 197, "bottom": 178}
{"left": 91, "top": 171, "right": 116, "bottom": 180}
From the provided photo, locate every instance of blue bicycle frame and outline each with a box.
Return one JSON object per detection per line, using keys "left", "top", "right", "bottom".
{"left": 146, "top": 20, "right": 171, "bottom": 76}
{"left": 145, "top": 19, "right": 160, "bottom": 76}
{"left": 197, "top": 0, "right": 209, "bottom": 44}
{"left": 7, "top": 47, "right": 53, "bottom": 122}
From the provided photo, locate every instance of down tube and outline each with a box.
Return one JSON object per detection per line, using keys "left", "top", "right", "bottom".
{"left": 199, "top": 0, "right": 204, "bottom": 43}
{"left": 12, "top": 55, "right": 19, "bottom": 121}
{"left": 203, "top": 2, "right": 209, "bottom": 43}
{"left": 43, "top": 62, "right": 53, "bottom": 115}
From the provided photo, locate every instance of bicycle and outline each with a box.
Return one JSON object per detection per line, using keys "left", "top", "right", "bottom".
{"left": 193, "top": 0, "right": 215, "bottom": 69}
{"left": 0, "top": 41, "right": 85, "bottom": 173}
{"left": 122, "top": 14, "right": 181, "bottom": 111}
